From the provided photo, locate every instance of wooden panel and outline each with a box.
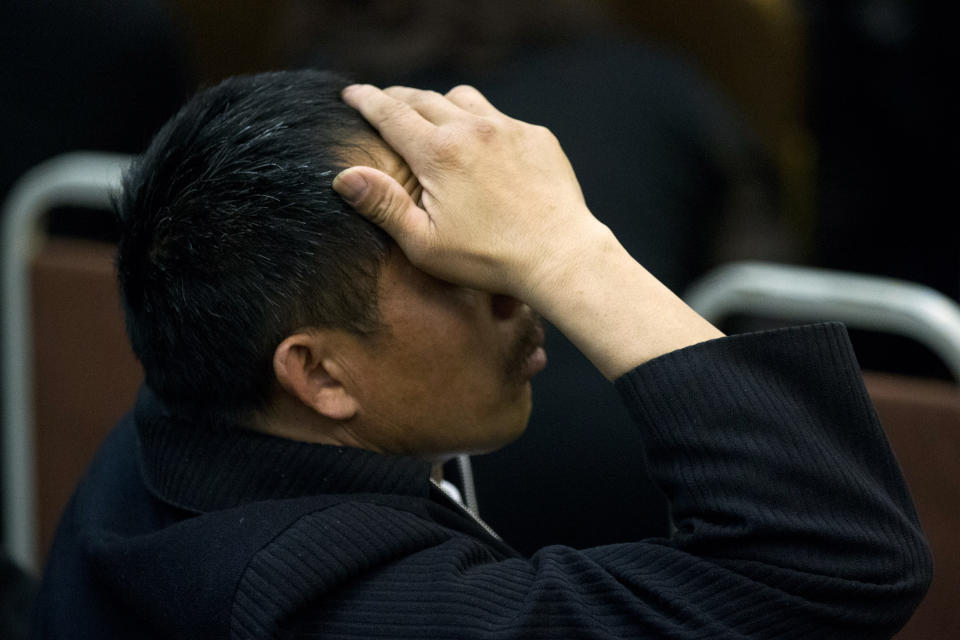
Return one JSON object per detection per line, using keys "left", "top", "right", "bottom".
{"left": 602, "top": 0, "right": 815, "bottom": 238}
{"left": 865, "top": 372, "right": 960, "bottom": 639}
{"left": 30, "top": 238, "right": 142, "bottom": 563}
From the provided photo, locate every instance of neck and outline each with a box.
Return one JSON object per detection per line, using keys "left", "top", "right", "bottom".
{"left": 254, "top": 392, "right": 374, "bottom": 451}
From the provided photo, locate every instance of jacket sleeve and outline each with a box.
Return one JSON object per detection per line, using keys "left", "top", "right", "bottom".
{"left": 604, "top": 322, "right": 931, "bottom": 636}
{"left": 266, "top": 323, "right": 931, "bottom": 639}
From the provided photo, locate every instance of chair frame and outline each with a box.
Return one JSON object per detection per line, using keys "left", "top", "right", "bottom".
{"left": 684, "top": 261, "right": 960, "bottom": 381}
{"left": 1, "top": 152, "right": 129, "bottom": 573}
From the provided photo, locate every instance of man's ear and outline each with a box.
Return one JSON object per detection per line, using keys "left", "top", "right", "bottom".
{"left": 273, "top": 333, "right": 359, "bottom": 421}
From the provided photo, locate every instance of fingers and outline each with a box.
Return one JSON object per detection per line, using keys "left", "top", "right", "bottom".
{"left": 343, "top": 84, "right": 502, "bottom": 131}
{"left": 340, "top": 85, "right": 434, "bottom": 158}
{"left": 332, "top": 166, "right": 430, "bottom": 249}
{"left": 444, "top": 85, "right": 502, "bottom": 117}
{"left": 383, "top": 85, "right": 502, "bottom": 121}
{"left": 383, "top": 84, "right": 503, "bottom": 121}
{"left": 383, "top": 86, "right": 464, "bottom": 124}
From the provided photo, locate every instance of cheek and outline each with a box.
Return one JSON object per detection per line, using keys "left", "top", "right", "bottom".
{"left": 393, "top": 326, "right": 506, "bottom": 412}
{"left": 377, "top": 289, "right": 509, "bottom": 406}
{"left": 395, "top": 301, "right": 496, "bottom": 373}
{"left": 355, "top": 330, "right": 530, "bottom": 457}
{"left": 431, "top": 325, "right": 511, "bottom": 402}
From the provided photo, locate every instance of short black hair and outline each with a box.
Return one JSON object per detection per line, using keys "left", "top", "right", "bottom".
{"left": 116, "top": 70, "right": 390, "bottom": 426}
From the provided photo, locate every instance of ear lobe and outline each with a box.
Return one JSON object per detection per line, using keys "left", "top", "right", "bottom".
{"left": 273, "top": 334, "right": 360, "bottom": 421}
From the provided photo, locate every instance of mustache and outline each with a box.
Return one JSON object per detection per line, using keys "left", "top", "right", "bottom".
{"left": 503, "top": 309, "right": 544, "bottom": 383}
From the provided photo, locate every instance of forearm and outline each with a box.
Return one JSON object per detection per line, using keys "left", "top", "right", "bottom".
{"left": 335, "top": 85, "right": 722, "bottom": 380}
{"left": 524, "top": 218, "right": 723, "bottom": 380}
{"left": 335, "top": 84, "right": 931, "bottom": 636}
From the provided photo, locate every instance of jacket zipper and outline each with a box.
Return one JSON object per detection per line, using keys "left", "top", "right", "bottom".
{"left": 430, "top": 478, "right": 503, "bottom": 542}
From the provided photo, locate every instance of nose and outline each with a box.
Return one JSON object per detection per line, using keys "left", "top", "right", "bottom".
{"left": 491, "top": 294, "right": 523, "bottom": 319}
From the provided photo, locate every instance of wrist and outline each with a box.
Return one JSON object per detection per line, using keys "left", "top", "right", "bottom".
{"left": 519, "top": 215, "right": 723, "bottom": 379}
{"left": 518, "top": 213, "right": 617, "bottom": 311}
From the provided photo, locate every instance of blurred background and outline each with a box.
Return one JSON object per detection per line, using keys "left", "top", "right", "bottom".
{"left": 0, "top": 1, "right": 955, "bottom": 637}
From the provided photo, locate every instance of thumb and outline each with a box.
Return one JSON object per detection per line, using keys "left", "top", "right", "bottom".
{"left": 332, "top": 166, "right": 427, "bottom": 243}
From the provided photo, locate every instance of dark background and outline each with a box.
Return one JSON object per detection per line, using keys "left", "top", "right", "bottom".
{"left": 1, "top": 3, "right": 954, "bottom": 635}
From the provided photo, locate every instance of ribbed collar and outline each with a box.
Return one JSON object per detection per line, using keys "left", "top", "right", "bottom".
{"left": 134, "top": 386, "right": 434, "bottom": 514}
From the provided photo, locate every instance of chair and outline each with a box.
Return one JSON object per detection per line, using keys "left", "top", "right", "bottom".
{"left": 1, "top": 153, "right": 134, "bottom": 574}
{"left": 685, "top": 261, "right": 960, "bottom": 639}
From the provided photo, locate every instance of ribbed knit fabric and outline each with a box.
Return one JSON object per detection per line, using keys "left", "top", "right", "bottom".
{"left": 31, "top": 324, "right": 931, "bottom": 639}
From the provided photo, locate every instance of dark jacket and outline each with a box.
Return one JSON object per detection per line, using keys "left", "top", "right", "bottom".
{"left": 32, "top": 324, "right": 932, "bottom": 638}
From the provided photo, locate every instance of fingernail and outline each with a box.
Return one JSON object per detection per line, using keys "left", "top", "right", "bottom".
{"left": 332, "top": 169, "right": 368, "bottom": 202}
{"left": 341, "top": 83, "right": 371, "bottom": 98}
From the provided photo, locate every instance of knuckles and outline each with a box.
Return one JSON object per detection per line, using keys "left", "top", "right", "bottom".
{"left": 428, "top": 128, "right": 468, "bottom": 165}
{"left": 428, "top": 117, "right": 500, "bottom": 160}
{"left": 472, "top": 120, "right": 496, "bottom": 141}
{"left": 372, "top": 180, "right": 408, "bottom": 222}
{"left": 422, "top": 117, "right": 557, "bottom": 169}
{"left": 406, "top": 89, "right": 444, "bottom": 110}
{"left": 372, "top": 100, "right": 414, "bottom": 128}
{"left": 445, "top": 84, "right": 480, "bottom": 101}
{"left": 350, "top": 174, "right": 401, "bottom": 226}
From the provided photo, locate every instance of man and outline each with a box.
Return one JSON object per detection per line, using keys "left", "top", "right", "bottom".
{"left": 32, "top": 70, "right": 930, "bottom": 638}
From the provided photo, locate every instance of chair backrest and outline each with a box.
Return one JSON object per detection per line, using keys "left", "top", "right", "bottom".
{"left": 685, "top": 261, "right": 960, "bottom": 379}
{"left": 2, "top": 152, "right": 131, "bottom": 573}
{"left": 863, "top": 372, "right": 960, "bottom": 639}
{"left": 30, "top": 237, "right": 143, "bottom": 563}
{"left": 686, "top": 261, "right": 960, "bottom": 639}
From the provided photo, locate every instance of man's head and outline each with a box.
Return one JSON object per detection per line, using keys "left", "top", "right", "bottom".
{"left": 117, "top": 70, "right": 389, "bottom": 426}
{"left": 117, "top": 70, "right": 543, "bottom": 459}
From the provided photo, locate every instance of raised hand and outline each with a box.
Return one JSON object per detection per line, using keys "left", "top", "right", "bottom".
{"left": 333, "top": 84, "right": 601, "bottom": 303}
{"left": 336, "top": 83, "right": 722, "bottom": 379}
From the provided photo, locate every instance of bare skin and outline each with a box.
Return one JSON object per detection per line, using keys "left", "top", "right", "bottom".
{"left": 333, "top": 84, "right": 724, "bottom": 380}
{"left": 262, "top": 140, "right": 544, "bottom": 461}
